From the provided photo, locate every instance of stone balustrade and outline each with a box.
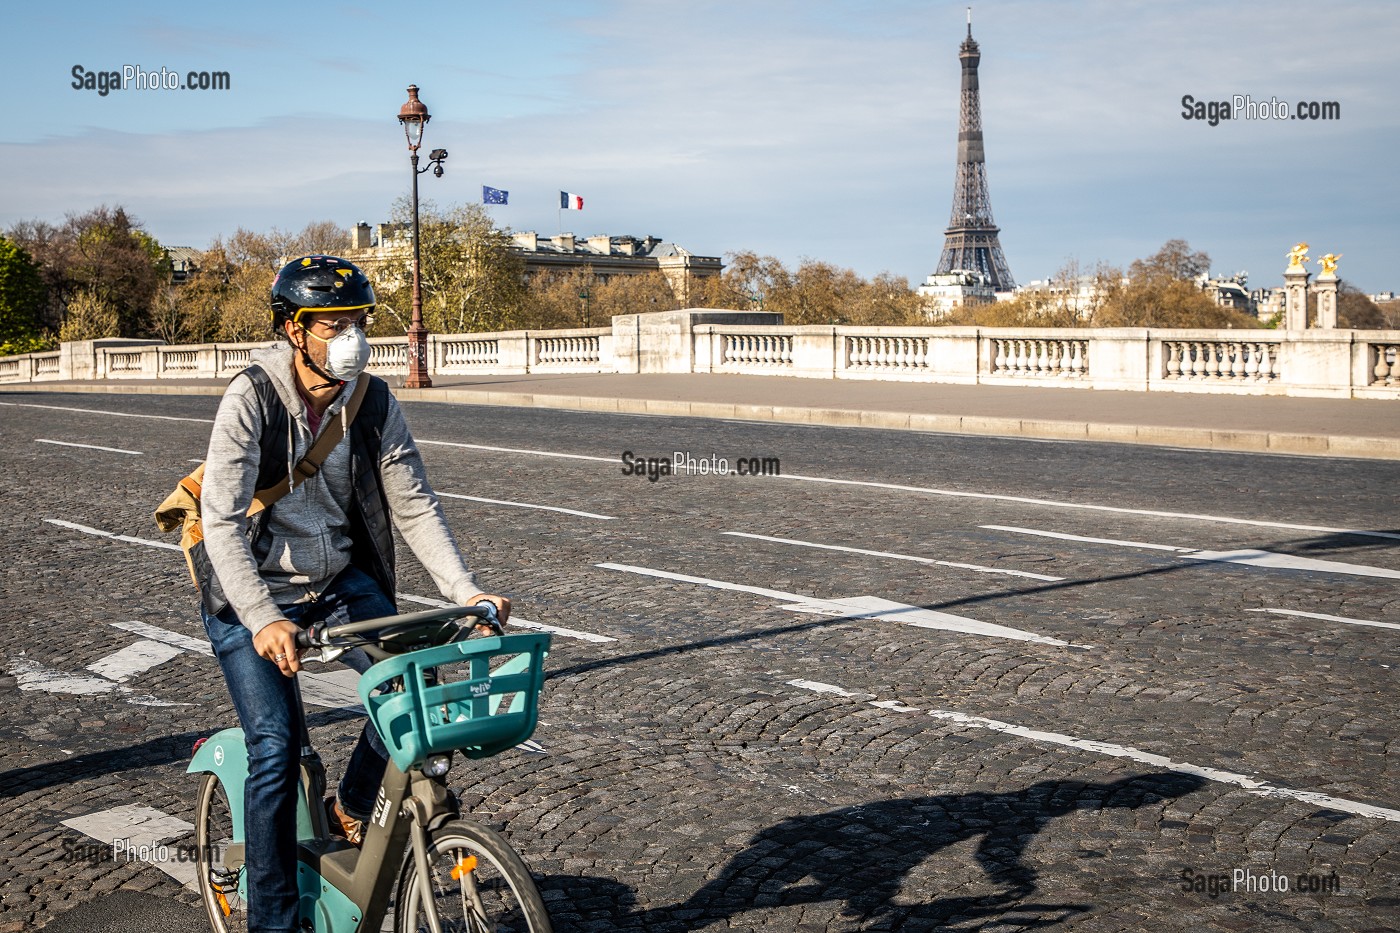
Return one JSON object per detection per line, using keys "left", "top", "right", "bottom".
{"left": 2, "top": 312, "right": 1396, "bottom": 400}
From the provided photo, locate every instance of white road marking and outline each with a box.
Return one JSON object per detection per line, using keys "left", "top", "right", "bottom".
{"left": 774, "top": 473, "right": 1400, "bottom": 542}
{"left": 36, "top": 438, "right": 142, "bottom": 455}
{"left": 924, "top": 708, "right": 1400, "bottom": 823}
{"left": 0, "top": 400, "right": 213, "bottom": 423}
{"left": 8, "top": 654, "right": 186, "bottom": 707}
{"left": 111, "top": 620, "right": 213, "bottom": 655}
{"left": 397, "top": 592, "right": 617, "bottom": 643}
{"left": 787, "top": 679, "right": 872, "bottom": 698}
{"left": 419, "top": 439, "right": 611, "bottom": 462}
{"left": 985, "top": 524, "right": 1400, "bottom": 580}
{"left": 62, "top": 805, "right": 198, "bottom": 886}
{"left": 1246, "top": 608, "right": 1400, "bottom": 632}
{"left": 439, "top": 491, "right": 615, "bottom": 520}
{"left": 980, "top": 525, "right": 1191, "bottom": 552}
{"left": 11, "top": 656, "right": 118, "bottom": 696}
{"left": 299, "top": 667, "right": 364, "bottom": 711}
{"left": 86, "top": 639, "right": 184, "bottom": 682}
{"left": 424, "top": 436, "right": 1397, "bottom": 541}
{"left": 596, "top": 562, "right": 821, "bottom": 602}
{"left": 44, "top": 518, "right": 181, "bottom": 551}
{"left": 598, "top": 563, "right": 1084, "bottom": 647}
{"left": 1183, "top": 549, "right": 1400, "bottom": 580}
{"left": 723, "top": 530, "right": 1064, "bottom": 581}
{"left": 870, "top": 699, "right": 921, "bottom": 713}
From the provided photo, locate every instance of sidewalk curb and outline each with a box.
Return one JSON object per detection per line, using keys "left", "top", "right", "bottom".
{"left": 3, "top": 381, "right": 1395, "bottom": 460}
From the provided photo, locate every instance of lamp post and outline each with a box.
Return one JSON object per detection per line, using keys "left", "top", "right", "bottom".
{"left": 579, "top": 286, "right": 591, "bottom": 328}
{"left": 397, "top": 84, "right": 448, "bottom": 388}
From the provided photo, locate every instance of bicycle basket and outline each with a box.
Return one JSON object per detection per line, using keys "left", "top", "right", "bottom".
{"left": 359, "top": 632, "right": 551, "bottom": 771}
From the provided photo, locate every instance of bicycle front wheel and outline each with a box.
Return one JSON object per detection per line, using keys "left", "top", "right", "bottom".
{"left": 194, "top": 772, "right": 248, "bottom": 933}
{"left": 394, "top": 818, "right": 552, "bottom": 933}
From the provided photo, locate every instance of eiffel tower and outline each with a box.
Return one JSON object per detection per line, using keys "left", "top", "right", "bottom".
{"left": 934, "top": 10, "right": 1015, "bottom": 291}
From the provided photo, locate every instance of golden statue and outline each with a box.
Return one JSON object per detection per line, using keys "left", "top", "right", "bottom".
{"left": 1286, "top": 242, "right": 1309, "bottom": 270}
{"left": 1318, "top": 253, "right": 1341, "bottom": 276}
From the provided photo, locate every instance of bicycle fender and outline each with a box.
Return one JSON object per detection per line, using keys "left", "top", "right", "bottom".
{"left": 188, "top": 727, "right": 249, "bottom": 782}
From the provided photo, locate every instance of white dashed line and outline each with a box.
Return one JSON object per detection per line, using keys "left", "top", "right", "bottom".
{"left": 786, "top": 679, "right": 872, "bottom": 698}
{"left": 419, "top": 439, "right": 611, "bottom": 462}
{"left": 111, "top": 620, "right": 213, "bottom": 655}
{"left": 598, "top": 563, "right": 1085, "bottom": 647}
{"left": 773, "top": 473, "right": 1400, "bottom": 542}
{"left": 780, "top": 678, "right": 1400, "bottom": 823}
{"left": 1246, "top": 608, "right": 1400, "bottom": 632}
{"left": 421, "top": 435, "right": 1397, "bottom": 541}
{"left": 439, "top": 491, "right": 615, "bottom": 520}
{"left": 983, "top": 524, "right": 1400, "bottom": 580}
{"left": 43, "top": 518, "right": 181, "bottom": 551}
{"left": 980, "top": 525, "right": 1191, "bottom": 552}
{"left": 723, "top": 530, "right": 1064, "bottom": 581}
{"left": 0, "top": 401, "right": 213, "bottom": 423}
{"left": 36, "top": 438, "right": 142, "bottom": 455}
{"left": 924, "top": 708, "right": 1400, "bottom": 823}
{"left": 397, "top": 592, "right": 617, "bottom": 643}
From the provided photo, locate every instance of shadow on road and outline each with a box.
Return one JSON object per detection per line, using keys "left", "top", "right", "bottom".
{"left": 540, "top": 772, "right": 1206, "bottom": 931}
{"left": 0, "top": 708, "right": 362, "bottom": 800}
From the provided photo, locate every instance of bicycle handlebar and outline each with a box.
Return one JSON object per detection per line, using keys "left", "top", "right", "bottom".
{"left": 295, "top": 602, "right": 502, "bottom": 651}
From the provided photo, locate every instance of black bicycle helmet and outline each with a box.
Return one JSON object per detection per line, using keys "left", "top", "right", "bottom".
{"left": 269, "top": 255, "right": 376, "bottom": 331}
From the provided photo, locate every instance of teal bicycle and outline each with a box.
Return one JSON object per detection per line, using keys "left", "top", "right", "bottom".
{"left": 188, "top": 604, "right": 553, "bottom": 932}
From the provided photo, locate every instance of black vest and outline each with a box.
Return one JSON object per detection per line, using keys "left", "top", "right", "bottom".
{"left": 197, "top": 365, "right": 396, "bottom": 616}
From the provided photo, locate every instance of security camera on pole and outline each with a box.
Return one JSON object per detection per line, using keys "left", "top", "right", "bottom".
{"left": 397, "top": 84, "right": 448, "bottom": 388}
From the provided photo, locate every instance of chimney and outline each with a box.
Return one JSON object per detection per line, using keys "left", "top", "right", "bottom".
{"left": 351, "top": 222, "right": 373, "bottom": 250}
{"left": 553, "top": 233, "right": 575, "bottom": 251}
{"left": 512, "top": 231, "right": 538, "bottom": 251}
{"left": 587, "top": 235, "right": 611, "bottom": 255}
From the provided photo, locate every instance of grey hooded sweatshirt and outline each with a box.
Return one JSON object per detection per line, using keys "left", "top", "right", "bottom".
{"left": 201, "top": 344, "right": 481, "bottom": 636}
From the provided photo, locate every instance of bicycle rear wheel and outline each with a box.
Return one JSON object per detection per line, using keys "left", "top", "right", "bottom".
{"left": 393, "top": 818, "right": 552, "bottom": 933}
{"left": 194, "top": 772, "right": 249, "bottom": 932}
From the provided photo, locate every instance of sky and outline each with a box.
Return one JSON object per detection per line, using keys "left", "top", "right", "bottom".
{"left": 1, "top": 0, "right": 1396, "bottom": 294}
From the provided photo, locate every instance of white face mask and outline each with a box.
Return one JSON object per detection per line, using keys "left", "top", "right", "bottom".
{"left": 306, "top": 325, "right": 371, "bottom": 381}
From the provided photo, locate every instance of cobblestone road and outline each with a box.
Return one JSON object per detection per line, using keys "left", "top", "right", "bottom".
{"left": 1, "top": 391, "right": 1397, "bottom": 932}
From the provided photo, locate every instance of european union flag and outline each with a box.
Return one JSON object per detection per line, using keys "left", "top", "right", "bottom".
{"left": 482, "top": 186, "right": 508, "bottom": 205}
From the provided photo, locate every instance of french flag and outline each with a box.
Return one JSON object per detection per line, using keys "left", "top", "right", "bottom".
{"left": 560, "top": 191, "right": 584, "bottom": 211}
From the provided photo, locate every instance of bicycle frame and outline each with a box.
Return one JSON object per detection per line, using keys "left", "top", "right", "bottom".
{"left": 190, "top": 605, "right": 547, "bottom": 932}
{"left": 189, "top": 712, "right": 459, "bottom": 930}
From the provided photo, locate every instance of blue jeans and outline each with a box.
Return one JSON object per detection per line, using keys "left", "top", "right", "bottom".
{"left": 202, "top": 564, "right": 394, "bottom": 933}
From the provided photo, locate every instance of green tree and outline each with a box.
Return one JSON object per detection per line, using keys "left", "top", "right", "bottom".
{"left": 8, "top": 206, "right": 169, "bottom": 339}
{"left": 0, "top": 237, "right": 50, "bottom": 354}
{"left": 374, "top": 200, "right": 527, "bottom": 335}
{"left": 58, "top": 288, "right": 120, "bottom": 341}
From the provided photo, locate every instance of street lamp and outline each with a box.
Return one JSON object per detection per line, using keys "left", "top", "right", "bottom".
{"left": 397, "top": 84, "right": 448, "bottom": 388}
{"left": 578, "top": 286, "right": 591, "bottom": 328}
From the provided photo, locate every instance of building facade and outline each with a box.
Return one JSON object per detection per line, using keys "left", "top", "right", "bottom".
{"left": 346, "top": 222, "right": 722, "bottom": 305}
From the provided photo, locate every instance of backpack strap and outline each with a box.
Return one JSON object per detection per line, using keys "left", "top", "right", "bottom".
{"left": 248, "top": 376, "right": 371, "bottom": 516}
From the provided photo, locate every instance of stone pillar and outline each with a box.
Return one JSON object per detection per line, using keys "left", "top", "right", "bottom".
{"left": 1313, "top": 273, "right": 1338, "bottom": 329}
{"left": 1283, "top": 267, "right": 1310, "bottom": 330}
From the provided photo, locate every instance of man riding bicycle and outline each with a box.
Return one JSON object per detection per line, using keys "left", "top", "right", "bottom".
{"left": 199, "top": 255, "right": 509, "bottom": 933}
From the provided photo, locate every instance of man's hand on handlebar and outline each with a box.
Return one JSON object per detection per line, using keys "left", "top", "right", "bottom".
{"left": 466, "top": 593, "right": 511, "bottom": 634}
{"left": 253, "top": 619, "right": 305, "bottom": 678}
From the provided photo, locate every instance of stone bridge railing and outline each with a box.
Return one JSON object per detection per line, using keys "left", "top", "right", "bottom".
{"left": 1, "top": 313, "right": 1396, "bottom": 399}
